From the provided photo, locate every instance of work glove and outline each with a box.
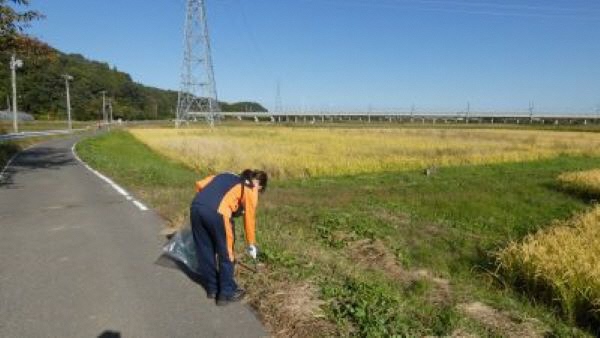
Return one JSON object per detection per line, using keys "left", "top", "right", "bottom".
{"left": 246, "top": 245, "right": 258, "bottom": 260}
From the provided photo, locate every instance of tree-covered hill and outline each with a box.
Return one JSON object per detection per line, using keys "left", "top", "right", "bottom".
{"left": 0, "top": 45, "right": 267, "bottom": 121}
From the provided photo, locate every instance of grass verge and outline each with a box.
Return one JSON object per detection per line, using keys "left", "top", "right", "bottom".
{"left": 77, "top": 129, "right": 599, "bottom": 336}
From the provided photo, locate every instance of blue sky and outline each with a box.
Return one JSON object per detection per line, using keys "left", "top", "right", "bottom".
{"left": 27, "top": 0, "right": 600, "bottom": 113}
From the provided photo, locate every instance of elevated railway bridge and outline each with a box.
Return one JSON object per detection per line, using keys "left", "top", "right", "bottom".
{"left": 187, "top": 111, "right": 600, "bottom": 126}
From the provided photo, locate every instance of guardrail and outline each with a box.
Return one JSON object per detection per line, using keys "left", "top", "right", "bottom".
{"left": 0, "top": 129, "right": 86, "bottom": 142}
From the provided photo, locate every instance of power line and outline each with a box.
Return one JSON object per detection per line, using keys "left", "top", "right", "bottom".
{"left": 390, "top": 0, "right": 600, "bottom": 14}
{"left": 297, "top": 0, "right": 600, "bottom": 20}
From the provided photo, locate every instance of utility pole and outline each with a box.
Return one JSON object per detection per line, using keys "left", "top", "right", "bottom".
{"left": 10, "top": 54, "right": 23, "bottom": 133}
{"left": 176, "top": 0, "right": 219, "bottom": 127}
{"left": 528, "top": 101, "right": 534, "bottom": 123}
{"left": 109, "top": 98, "right": 114, "bottom": 123}
{"left": 275, "top": 80, "right": 282, "bottom": 113}
{"left": 63, "top": 74, "right": 73, "bottom": 130}
{"left": 466, "top": 101, "right": 470, "bottom": 124}
{"left": 101, "top": 91, "right": 107, "bottom": 125}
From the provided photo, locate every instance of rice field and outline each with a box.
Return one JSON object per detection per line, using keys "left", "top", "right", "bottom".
{"left": 498, "top": 169, "right": 600, "bottom": 326}
{"left": 497, "top": 205, "right": 600, "bottom": 324}
{"left": 558, "top": 169, "right": 600, "bottom": 197}
{"left": 129, "top": 126, "right": 600, "bottom": 178}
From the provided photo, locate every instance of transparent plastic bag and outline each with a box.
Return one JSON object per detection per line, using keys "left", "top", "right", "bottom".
{"left": 162, "top": 227, "right": 200, "bottom": 275}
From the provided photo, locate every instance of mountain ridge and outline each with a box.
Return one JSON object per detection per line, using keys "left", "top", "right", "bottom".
{"left": 0, "top": 40, "right": 267, "bottom": 121}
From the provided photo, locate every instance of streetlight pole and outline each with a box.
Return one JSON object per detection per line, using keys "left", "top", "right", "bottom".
{"left": 10, "top": 54, "right": 23, "bottom": 133}
{"left": 63, "top": 74, "right": 73, "bottom": 131}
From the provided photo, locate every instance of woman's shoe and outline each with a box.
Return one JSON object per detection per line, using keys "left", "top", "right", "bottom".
{"left": 216, "top": 288, "right": 246, "bottom": 306}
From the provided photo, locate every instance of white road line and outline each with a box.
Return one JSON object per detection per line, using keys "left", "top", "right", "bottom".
{"left": 132, "top": 200, "right": 149, "bottom": 211}
{"left": 71, "top": 143, "right": 149, "bottom": 212}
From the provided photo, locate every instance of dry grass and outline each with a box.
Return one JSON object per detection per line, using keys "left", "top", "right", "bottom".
{"left": 497, "top": 205, "right": 600, "bottom": 324}
{"left": 558, "top": 169, "right": 600, "bottom": 197}
{"left": 347, "top": 238, "right": 452, "bottom": 305}
{"left": 457, "top": 302, "right": 547, "bottom": 337}
{"left": 129, "top": 126, "right": 600, "bottom": 178}
{"left": 241, "top": 274, "right": 335, "bottom": 338}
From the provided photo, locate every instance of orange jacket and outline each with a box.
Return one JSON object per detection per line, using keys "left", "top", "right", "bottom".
{"left": 194, "top": 174, "right": 259, "bottom": 246}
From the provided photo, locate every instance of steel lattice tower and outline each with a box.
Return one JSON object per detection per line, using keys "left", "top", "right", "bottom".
{"left": 176, "top": 0, "right": 219, "bottom": 127}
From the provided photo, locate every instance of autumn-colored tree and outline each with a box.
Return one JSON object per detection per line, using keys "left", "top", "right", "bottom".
{"left": 0, "top": 0, "right": 45, "bottom": 52}
{"left": 0, "top": 0, "right": 52, "bottom": 60}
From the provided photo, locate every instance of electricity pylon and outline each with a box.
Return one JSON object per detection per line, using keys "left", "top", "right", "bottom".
{"left": 176, "top": 0, "right": 219, "bottom": 127}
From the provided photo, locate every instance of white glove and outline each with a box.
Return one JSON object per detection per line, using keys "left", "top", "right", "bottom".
{"left": 246, "top": 245, "right": 258, "bottom": 260}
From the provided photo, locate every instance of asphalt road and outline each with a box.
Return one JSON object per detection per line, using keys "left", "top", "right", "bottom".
{"left": 0, "top": 137, "right": 266, "bottom": 337}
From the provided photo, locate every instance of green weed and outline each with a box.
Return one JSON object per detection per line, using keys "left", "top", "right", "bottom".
{"left": 321, "top": 276, "right": 461, "bottom": 337}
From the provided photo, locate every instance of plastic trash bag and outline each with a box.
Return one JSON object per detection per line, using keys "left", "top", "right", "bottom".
{"left": 162, "top": 227, "right": 201, "bottom": 275}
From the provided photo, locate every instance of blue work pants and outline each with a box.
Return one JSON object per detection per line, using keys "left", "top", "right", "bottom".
{"left": 190, "top": 206, "right": 237, "bottom": 297}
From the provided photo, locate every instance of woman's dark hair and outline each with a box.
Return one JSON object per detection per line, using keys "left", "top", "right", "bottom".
{"left": 255, "top": 170, "right": 268, "bottom": 192}
{"left": 240, "top": 169, "right": 268, "bottom": 193}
